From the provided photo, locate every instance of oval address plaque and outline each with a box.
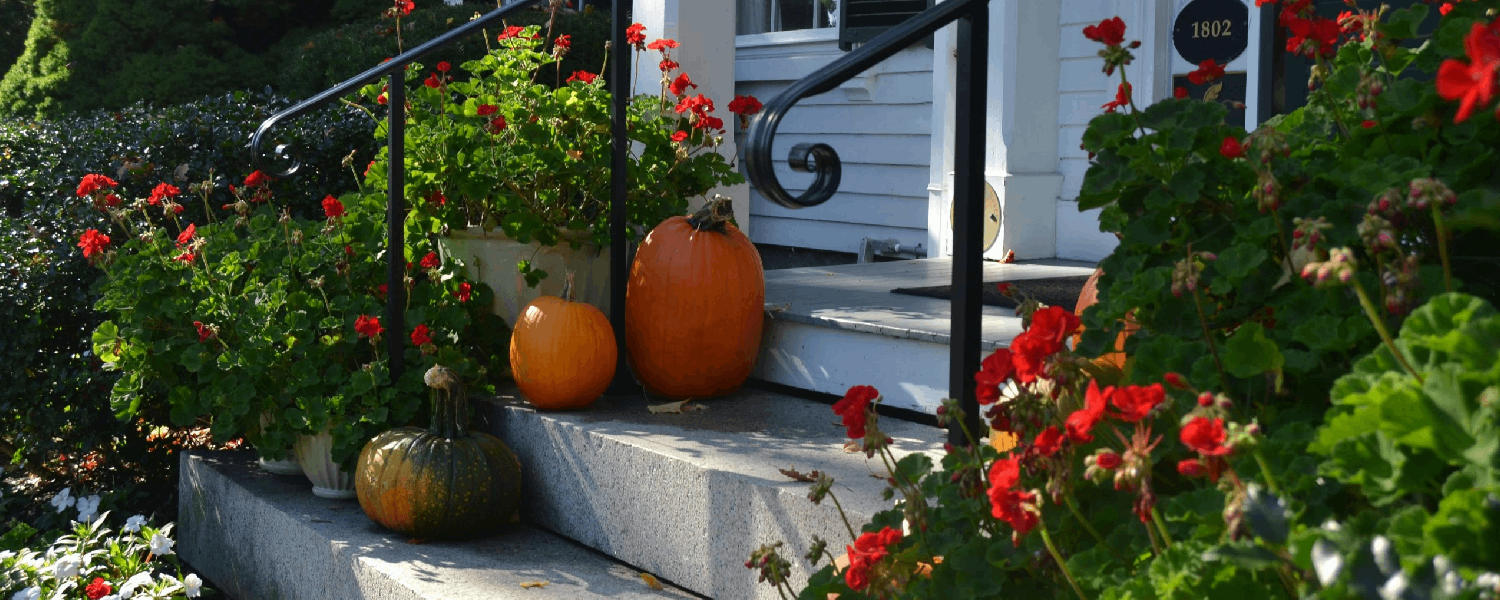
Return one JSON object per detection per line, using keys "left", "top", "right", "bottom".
{"left": 1173, "top": 0, "right": 1250, "bottom": 67}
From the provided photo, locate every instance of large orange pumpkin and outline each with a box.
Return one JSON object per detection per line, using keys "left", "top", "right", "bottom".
{"left": 626, "top": 198, "right": 765, "bottom": 399}
{"left": 510, "top": 271, "right": 617, "bottom": 410}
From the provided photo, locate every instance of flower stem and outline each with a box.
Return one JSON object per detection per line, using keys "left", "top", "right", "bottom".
{"left": 1150, "top": 507, "right": 1174, "bottom": 548}
{"left": 1038, "top": 519, "right": 1090, "bottom": 600}
{"left": 1190, "top": 286, "right": 1231, "bottom": 391}
{"left": 826, "top": 490, "right": 859, "bottom": 543}
{"left": 1351, "top": 281, "right": 1422, "bottom": 383}
{"left": 1431, "top": 205, "right": 1453, "bottom": 293}
{"left": 1253, "top": 450, "right": 1281, "bottom": 495}
{"left": 1064, "top": 494, "right": 1128, "bottom": 566}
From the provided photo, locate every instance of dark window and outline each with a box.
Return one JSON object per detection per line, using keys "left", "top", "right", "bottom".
{"left": 838, "top": 0, "right": 934, "bottom": 52}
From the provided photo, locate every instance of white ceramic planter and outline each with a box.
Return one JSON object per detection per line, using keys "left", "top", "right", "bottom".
{"left": 256, "top": 412, "right": 301, "bottom": 476}
{"left": 294, "top": 428, "right": 357, "bottom": 499}
{"left": 439, "top": 228, "right": 612, "bottom": 329}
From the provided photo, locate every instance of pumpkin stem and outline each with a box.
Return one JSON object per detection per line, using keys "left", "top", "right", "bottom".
{"left": 424, "top": 364, "right": 469, "bottom": 439}
{"left": 562, "top": 269, "right": 576, "bottom": 302}
{"left": 685, "top": 194, "right": 736, "bottom": 234}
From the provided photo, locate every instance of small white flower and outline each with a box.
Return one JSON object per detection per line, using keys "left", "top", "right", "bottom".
{"left": 149, "top": 532, "right": 175, "bottom": 556}
{"left": 184, "top": 573, "right": 203, "bottom": 598}
{"left": 10, "top": 587, "right": 39, "bottom": 600}
{"left": 53, "top": 553, "right": 81, "bottom": 579}
{"left": 0, "top": 550, "right": 13, "bottom": 561}
{"left": 100, "top": 596, "right": 120, "bottom": 600}
{"left": 1476, "top": 572, "right": 1500, "bottom": 590}
{"left": 50, "top": 488, "right": 75, "bottom": 512}
{"left": 123, "top": 515, "right": 147, "bottom": 533}
{"left": 75, "top": 495, "right": 102, "bottom": 523}
{"left": 119, "top": 572, "right": 154, "bottom": 599}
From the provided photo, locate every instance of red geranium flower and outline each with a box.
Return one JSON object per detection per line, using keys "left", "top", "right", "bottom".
{"left": 1033, "top": 426, "right": 1065, "bottom": 457}
{"left": 194, "top": 321, "right": 214, "bottom": 343}
{"left": 411, "top": 323, "right": 432, "bottom": 346}
{"left": 148, "top": 182, "right": 180, "bottom": 206}
{"left": 1110, "top": 383, "right": 1165, "bottom": 422}
{"left": 77, "top": 229, "right": 111, "bottom": 258}
{"left": 1065, "top": 380, "right": 1110, "bottom": 443}
{"left": 420, "top": 251, "right": 440, "bottom": 269}
{"left": 455, "top": 282, "right": 472, "bottom": 302}
{"left": 1187, "top": 59, "right": 1226, "bottom": 85}
{"left": 1436, "top": 21, "right": 1500, "bottom": 123}
{"left": 671, "top": 130, "right": 689, "bottom": 143}
{"left": 476, "top": 104, "right": 497, "bottom": 116}
{"left": 487, "top": 116, "right": 508, "bottom": 134}
{"left": 668, "top": 73, "right": 697, "bottom": 96}
{"left": 176, "top": 223, "right": 196, "bottom": 247}
{"left": 322, "top": 195, "right": 345, "bottom": 219}
{"left": 76, "top": 173, "right": 118, "bottom": 197}
{"left": 85, "top": 577, "right": 112, "bottom": 600}
{"left": 104, "top": 194, "right": 122, "bottom": 207}
{"left": 1174, "top": 86, "right": 1189, "bottom": 98}
{"left": 426, "top": 190, "right": 447, "bottom": 206}
{"left": 996, "top": 282, "right": 1016, "bottom": 296}
{"left": 554, "top": 35, "right": 571, "bottom": 50}
{"left": 1096, "top": 451, "right": 1122, "bottom": 469}
{"left": 1164, "top": 372, "right": 1188, "bottom": 389}
{"left": 1286, "top": 15, "right": 1340, "bottom": 58}
{"left": 676, "top": 94, "right": 714, "bottom": 117}
{"left": 566, "top": 70, "right": 597, "bottom": 84}
{"left": 728, "top": 94, "right": 763, "bottom": 115}
{"left": 974, "top": 348, "right": 1015, "bottom": 405}
{"left": 1178, "top": 458, "right": 1207, "bottom": 477}
{"left": 659, "top": 58, "right": 679, "bottom": 72}
{"left": 355, "top": 315, "right": 384, "bottom": 338}
{"left": 626, "top": 23, "right": 647, "bottom": 48}
{"left": 1102, "top": 82, "right": 1131, "bottom": 113}
{"left": 436, "top": 61, "right": 451, "bottom": 73}
{"left": 646, "top": 38, "right": 680, "bottom": 51}
{"left": 424, "top": 74, "right": 441, "bottom": 89}
{"left": 244, "top": 170, "right": 270, "bottom": 188}
{"left": 1220, "top": 136, "right": 1246, "bottom": 159}
{"left": 843, "top": 527, "right": 902, "bottom": 591}
{"left": 498, "top": 26, "right": 527, "bottom": 41}
{"left": 173, "top": 251, "right": 196, "bottom": 263}
{"left": 987, "top": 458, "right": 1038, "bottom": 543}
{"left": 694, "top": 115, "right": 725, "bottom": 131}
{"left": 395, "top": 0, "right": 414, "bottom": 16}
{"left": 832, "top": 385, "right": 879, "bottom": 439}
{"left": 1082, "top": 16, "right": 1127, "bottom": 46}
{"left": 1180, "top": 417, "right": 1232, "bottom": 456}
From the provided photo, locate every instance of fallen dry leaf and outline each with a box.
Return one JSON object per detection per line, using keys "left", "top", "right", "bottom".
{"left": 640, "top": 573, "right": 664, "bottom": 591}
{"left": 519, "top": 580, "right": 550, "bottom": 589}
{"left": 647, "top": 399, "right": 706, "bottom": 414}
{"left": 778, "top": 467, "right": 822, "bottom": 482}
{"left": 764, "top": 302, "right": 792, "bottom": 313}
{"left": 843, "top": 439, "right": 863, "bottom": 453}
{"left": 405, "top": 538, "right": 426, "bottom": 544}
{"left": 1000, "top": 249, "right": 1017, "bottom": 263}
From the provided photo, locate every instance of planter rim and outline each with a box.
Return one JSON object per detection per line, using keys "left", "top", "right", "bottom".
{"left": 446, "top": 226, "right": 602, "bottom": 245}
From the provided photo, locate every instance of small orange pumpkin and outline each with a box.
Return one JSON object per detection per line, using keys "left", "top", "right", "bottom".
{"left": 1073, "top": 268, "right": 1138, "bottom": 371}
{"left": 510, "top": 270, "right": 617, "bottom": 410}
{"left": 626, "top": 198, "right": 765, "bottom": 399}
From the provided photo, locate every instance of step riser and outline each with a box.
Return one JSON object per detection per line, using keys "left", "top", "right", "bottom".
{"left": 755, "top": 319, "right": 950, "bottom": 413}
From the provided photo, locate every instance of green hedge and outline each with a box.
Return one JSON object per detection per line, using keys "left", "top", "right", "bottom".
{"left": 0, "top": 90, "right": 375, "bottom": 524}
{"left": 270, "top": 4, "right": 613, "bottom": 101}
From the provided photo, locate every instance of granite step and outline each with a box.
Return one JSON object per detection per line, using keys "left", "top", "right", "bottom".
{"left": 178, "top": 450, "right": 698, "bottom": 600}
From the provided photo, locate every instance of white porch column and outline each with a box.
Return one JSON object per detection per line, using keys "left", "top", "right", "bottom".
{"left": 635, "top": 0, "right": 751, "bottom": 234}
{"left": 929, "top": 0, "right": 1063, "bottom": 261}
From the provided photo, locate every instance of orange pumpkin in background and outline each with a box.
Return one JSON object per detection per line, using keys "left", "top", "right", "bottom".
{"left": 510, "top": 271, "right": 617, "bottom": 410}
{"left": 626, "top": 198, "right": 765, "bottom": 399}
{"left": 1073, "top": 268, "right": 1138, "bottom": 371}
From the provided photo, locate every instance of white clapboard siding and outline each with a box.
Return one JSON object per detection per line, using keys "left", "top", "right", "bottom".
{"left": 735, "top": 30, "right": 933, "bottom": 254}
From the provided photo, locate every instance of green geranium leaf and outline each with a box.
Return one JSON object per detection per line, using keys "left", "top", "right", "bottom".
{"left": 93, "top": 321, "right": 121, "bottom": 363}
{"left": 1201, "top": 542, "right": 1281, "bottom": 570}
{"left": 1214, "top": 243, "right": 1267, "bottom": 282}
{"left": 1223, "top": 323, "right": 1284, "bottom": 381}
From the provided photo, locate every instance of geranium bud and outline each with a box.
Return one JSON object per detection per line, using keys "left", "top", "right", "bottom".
{"left": 1097, "top": 451, "right": 1122, "bottom": 469}
{"left": 943, "top": 443, "right": 954, "bottom": 453}
{"left": 1178, "top": 458, "right": 1206, "bottom": 477}
{"left": 1198, "top": 392, "right": 1214, "bottom": 407}
{"left": 1129, "top": 40, "right": 1141, "bottom": 48}
{"left": 1216, "top": 397, "right": 1234, "bottom": 410}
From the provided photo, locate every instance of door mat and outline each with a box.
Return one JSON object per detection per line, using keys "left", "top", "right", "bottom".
{"left": 890, "top": 276, "right": 1092, "bottom": 313}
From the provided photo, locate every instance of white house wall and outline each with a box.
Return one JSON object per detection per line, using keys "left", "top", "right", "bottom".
{"left": 734, "top": 29, "right": 935, "bottom": 255}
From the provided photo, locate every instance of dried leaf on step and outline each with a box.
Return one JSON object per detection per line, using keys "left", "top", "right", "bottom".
{"left": 779, "top": 467, "right": 822, "bottom": 482}
{"left": 765, "top": 302, "right": 792, "bottom": 313}
{"left": 843, "top": 439, "right": 864, "bottom": 453}
{"left": 640, "top": 573, "right": 665, "bottom": 590}
{"left": 647, "top": 399, "right": 705, "bottom": 414}
{"left": 406, "top": 538, "right": 426, "bottom": 544}
{"left": 1001, "top": 249, "right": 1016, "bottom": 263}
{"left": 519, "top": 580, "right": 550, "bottom": 589}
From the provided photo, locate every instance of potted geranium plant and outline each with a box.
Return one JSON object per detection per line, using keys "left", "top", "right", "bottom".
{"left": 358, "top": 19, "right": 762, "bottom": 327}
{"left": 84, "top": 169, "right": 503, "bottom": 497}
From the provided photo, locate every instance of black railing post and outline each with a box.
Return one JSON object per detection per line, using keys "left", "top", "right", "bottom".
{"left": 948, "top": 3, "right": 986, "bottom": 446}
{"left": 386, "top": 75, "right": 407, "bottom": 385}
{"left": 606, "top": 0, "right": 639, "bottom": 395}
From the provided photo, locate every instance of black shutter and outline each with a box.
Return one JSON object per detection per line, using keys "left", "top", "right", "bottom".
{"left": 838, "top": 0, "right": 935, "bottom": 52}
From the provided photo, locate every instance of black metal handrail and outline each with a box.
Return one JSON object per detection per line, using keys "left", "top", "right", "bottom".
{"left": 742, "top": 0, "right": 989, "bottom": 444}
{"left": 250, "top": 0, "right": 640, "bottom": 390}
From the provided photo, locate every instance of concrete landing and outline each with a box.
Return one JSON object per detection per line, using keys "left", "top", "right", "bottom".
{"left": 475, "top": 384, "right": 945, "bottom": 600}
{"left": 178, "top": 450, "right": 697, "bottom": 600}
{"left": 757, "top": 257, "right": 1097, "bottom": 413}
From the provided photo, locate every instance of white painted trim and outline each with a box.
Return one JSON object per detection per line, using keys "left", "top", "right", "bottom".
{"left": 735, "top": 28, "right": 841, "bottom": 48}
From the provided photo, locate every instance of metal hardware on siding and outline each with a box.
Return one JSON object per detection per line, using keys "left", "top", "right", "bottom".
{"left": 743, "top": 0, "right": 990, "bottom": 444}
{"left": 857, "top": 238, "right": 926, "bottom": 263}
